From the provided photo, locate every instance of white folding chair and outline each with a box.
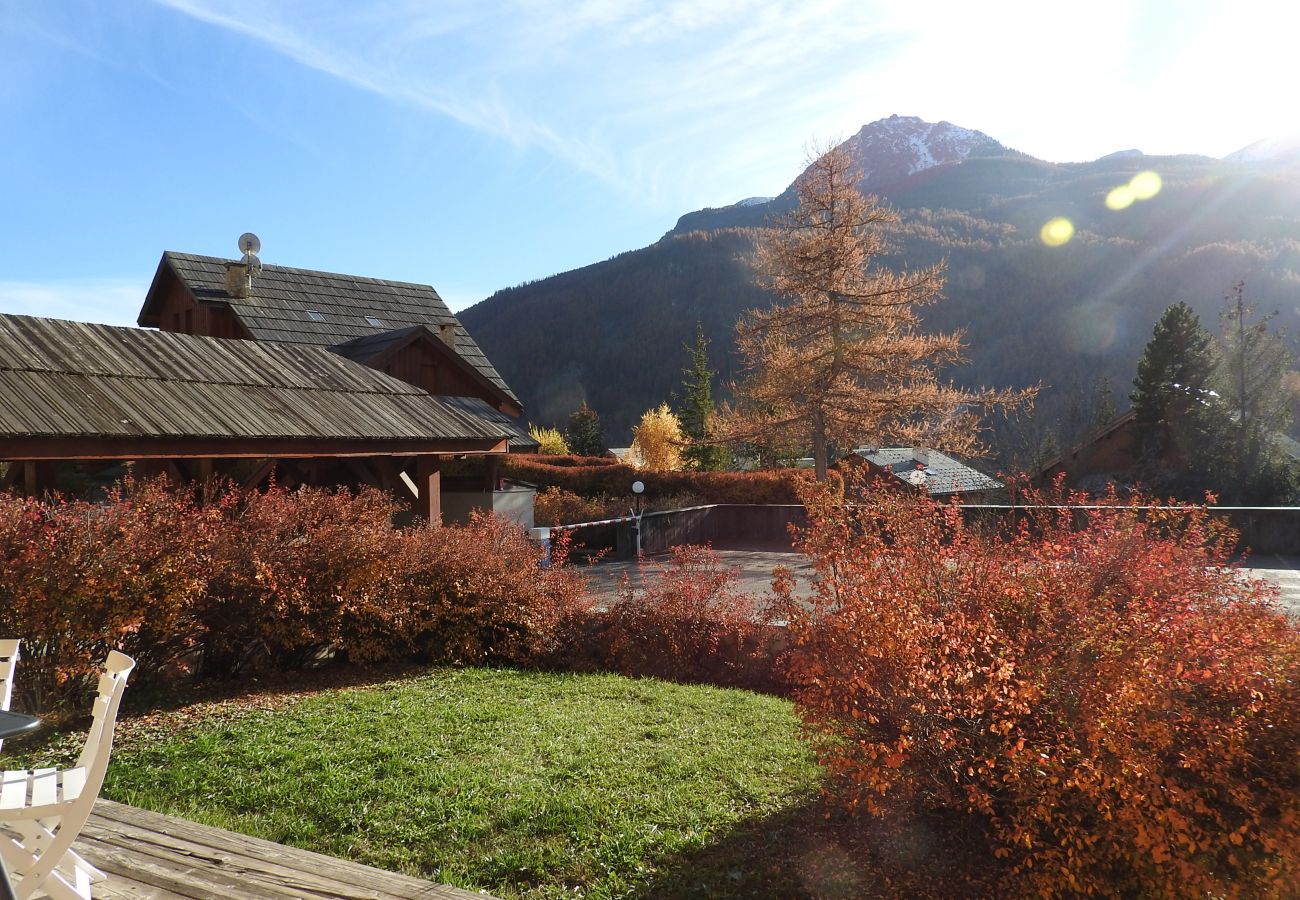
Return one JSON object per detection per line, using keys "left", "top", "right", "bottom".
{"left": 0, "top": 651, "right": 134, "bottom": 900}
{"left": 0, "top": 640, "right": 18, "bottom": 756}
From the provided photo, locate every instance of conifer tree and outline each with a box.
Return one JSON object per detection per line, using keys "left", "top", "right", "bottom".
{"left": 721, "top": 143, "right": 1027, "bottom": 480}
{"left": 1130, "top": 301, "right": 1219, "bottom": 468}
{"left": 1214, "top": 283, "right": 1296, "bottom": 498}
{"left": 677, "top": 324, "right": 728, "bottom": 471}
{"left": 565, "top": 402, "right": 605, "bottom": 458}
{"left": 631, "top": 404, "right": 684, "bottom": 472}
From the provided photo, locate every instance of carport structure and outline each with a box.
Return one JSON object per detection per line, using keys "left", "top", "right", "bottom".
{"left": 0, "top": 314, "right": 514, "bottom": 522}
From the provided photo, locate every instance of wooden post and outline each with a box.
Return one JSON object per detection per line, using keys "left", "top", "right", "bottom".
{"left": 415, "top": 456, "right": 442, "bottom": 527}
{"left": 485, "top": 456, "right": 501, "bottom": 493}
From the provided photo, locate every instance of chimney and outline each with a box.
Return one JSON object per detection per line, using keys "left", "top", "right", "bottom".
{"left": 912, "top": 446, "right": 930, "bottom": 466}
{"left": 224, "top": 261, "right": 250, "bottom": 298}
{"left": 438, "top": 323, "right": 456, "bottom": 348}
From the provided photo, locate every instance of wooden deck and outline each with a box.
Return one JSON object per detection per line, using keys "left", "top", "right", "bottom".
{"left": 73, "top": 799, "right": 495, "bottom": 900}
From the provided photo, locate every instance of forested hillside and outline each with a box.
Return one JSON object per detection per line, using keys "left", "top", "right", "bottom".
{"left": 460, "top": 121, "right": 1300, "bottom": 456}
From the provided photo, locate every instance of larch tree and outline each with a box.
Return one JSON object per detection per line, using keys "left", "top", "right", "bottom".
{"left": 631, "top": 404, "right": 684, "bottom": 472}
{"left": 722, "top": 144, "right": 1027, "bottom": 480}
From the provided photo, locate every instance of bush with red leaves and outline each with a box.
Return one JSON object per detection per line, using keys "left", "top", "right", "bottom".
{"left": 780, "top": 474, "right": 1300, "bottom": 896}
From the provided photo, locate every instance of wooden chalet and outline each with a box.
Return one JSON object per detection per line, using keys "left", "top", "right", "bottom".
{"left": 1038, "top": 410, "right": 1141, "bottom": 491}
{"left": 0, "top": 314, "right": 516, "bottom": 524}
{"left": 138, "top": 250, "right": 525, "bottom": 420}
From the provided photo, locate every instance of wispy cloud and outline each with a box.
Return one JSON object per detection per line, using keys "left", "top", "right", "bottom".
{"left": 148, "top": 0, "right": 903, "bottom": 207}
{"left": 0, "top": 280, "right": 147, "bottom": 327}
{"left": 144, "top": 0, "right": 1299, "bottom": 211}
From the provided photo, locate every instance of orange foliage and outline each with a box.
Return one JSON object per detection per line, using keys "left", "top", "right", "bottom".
{"left": 503, "top": 454, "right": 838, "bottom": 505}
{"left": 600, "top": 544, "right": 764, "bottom": 687}
{"left": 780, "top": 473, "right": 1300, "bottom": 896}
{"left": 0, "top": 479, "right": 591, "bottom": 706}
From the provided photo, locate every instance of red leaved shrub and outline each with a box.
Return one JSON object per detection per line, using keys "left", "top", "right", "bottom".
{"left": 200, "top": 485, "right": 410, "bottom": 677}
{"left": 395, "top": 512, "right": 591, "bottom": 667}
{"left": 504, "top": 454, "right": 836, "bottom": 505}
{"left": 0, "top": 478, "right": 216, "bottom": 713}
{"left": 781, "top": 474, "right": 1300, "bottom": 896}
{"left": 599, "top": 544, "right": 767, "bottom": 686}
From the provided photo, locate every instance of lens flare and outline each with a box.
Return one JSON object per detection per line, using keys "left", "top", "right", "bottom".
{"left": 1106, "top": 185, "right": 1135, "bottom": 210}
{"left": 1040, "top": 217, "right": 1074, "bottom": 247}
{"left": 1130, "top": 170, "right": 1162, "bottom": 200}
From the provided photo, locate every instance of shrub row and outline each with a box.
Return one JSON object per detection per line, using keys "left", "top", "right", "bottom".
{"left": 0, "top": 478, "right": 587, "bottom": 714}
{"left": 782, "top": 474, "right": 1300, "bottom": 895}
{"left": 504, "top": 455, "right": 836, "bottom": 506}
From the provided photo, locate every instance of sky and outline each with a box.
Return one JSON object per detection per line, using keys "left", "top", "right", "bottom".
{"left": 1, "top": 0, "right": 1296, "bottom": 325}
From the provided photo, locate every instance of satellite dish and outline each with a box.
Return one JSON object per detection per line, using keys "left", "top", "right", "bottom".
{"left": 238, "top": 233, "right": 261, "bottom": 256}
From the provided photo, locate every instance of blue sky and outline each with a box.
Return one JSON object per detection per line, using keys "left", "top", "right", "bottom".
{"left": 1, "top": 1, "right": 1295, "bottom": 324}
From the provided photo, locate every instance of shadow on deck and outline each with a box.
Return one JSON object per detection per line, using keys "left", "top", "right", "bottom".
{"left": 78, "top": 799, "right": 494, "bottom": 900}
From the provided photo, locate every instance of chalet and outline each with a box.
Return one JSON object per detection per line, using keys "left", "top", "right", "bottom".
{"left": 842, "top": 446, "right": 1004, "bottom": 501}
{"left": 0, "top": 239, "right": 538, "bottom": 522}
{"left": 1038, "top": 410, "right": 1141, "bottom": 492}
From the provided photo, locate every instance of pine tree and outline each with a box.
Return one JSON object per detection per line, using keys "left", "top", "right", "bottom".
{"left": 677, "top": 324, "right": 728, "bottom": 471}
{"left": 1130, "top": 302, "right": 1219, "bottom": 470}
{"left": 720, "top": 143, "right": 1028, "bottom": 480}
{"left": 565, "top": 402, "right": 605, "bottom": 458}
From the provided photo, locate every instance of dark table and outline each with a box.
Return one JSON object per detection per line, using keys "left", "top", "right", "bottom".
{"left": 0, "top": 709, "right": 41, "bottom": 900}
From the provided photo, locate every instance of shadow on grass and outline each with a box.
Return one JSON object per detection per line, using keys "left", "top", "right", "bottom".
{"left": 634, "top": 799, "right": 1004, "bottom": 900}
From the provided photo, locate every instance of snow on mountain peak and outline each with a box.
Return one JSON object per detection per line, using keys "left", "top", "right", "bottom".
{"left": 836, "top": 115, "right": 1016, "bottom": 189}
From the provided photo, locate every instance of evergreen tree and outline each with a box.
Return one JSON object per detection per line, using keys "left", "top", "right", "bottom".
{"left": 1214, "top": 283, "right": 1296, "bottom": 500}
{"left": 677, "top": 324, "right": 728, "bottom": 471}
{"left": 565, "top": 402, "right": 605, "bottom": 458}
{"left": 1129, "top": 302, "right": 1219, "bottom": 468}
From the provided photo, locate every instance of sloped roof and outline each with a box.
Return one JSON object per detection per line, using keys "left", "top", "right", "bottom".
{"left": 852, "top": 447, "right": 1002, "bottom": 495}
{"left": 436, "top": 395, "right": 540, "bottom": 451}
{"left": 141, "top": 251, "right": 518, "bottom": 405}
{"left": 0, "top": 315, "right": 513, "bottom": 447}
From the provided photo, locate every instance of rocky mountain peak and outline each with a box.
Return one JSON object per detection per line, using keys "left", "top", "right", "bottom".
{"left": 834, "top": 115, "right": 1020, "bottom": 191}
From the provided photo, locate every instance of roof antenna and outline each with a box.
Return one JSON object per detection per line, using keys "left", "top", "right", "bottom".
{"left": 238, "top": 232, "right": 262, "bottom": 294}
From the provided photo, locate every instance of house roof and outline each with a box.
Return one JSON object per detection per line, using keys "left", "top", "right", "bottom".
{"left": 851, "top": 447, "right": 1002, "bottom": 495}
{"left": 0, "top": 314, "right": 514, "bottom": 451}
{"left": 139, "top": 251, "right": 518, "bottom": 405}
{"left": 436, "top": 395, "right": 540, "bottom": 451}
{"left": 1038, "top": 409, "right": 1138, "bottom": 476}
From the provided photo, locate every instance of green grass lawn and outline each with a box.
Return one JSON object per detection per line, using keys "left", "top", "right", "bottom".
{"left": 100, "top": 668, "right": 824, "bottom": 899}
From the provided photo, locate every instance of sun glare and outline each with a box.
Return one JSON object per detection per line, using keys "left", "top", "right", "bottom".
{"left": 1040, "top": 217, "right": 1074, "bottom": 247}
{"left": 1130, "top": 170, "right": 1162, "bottom": 199}
{"left": 1106, "top": 185, "right": 1136, "bottom": 210}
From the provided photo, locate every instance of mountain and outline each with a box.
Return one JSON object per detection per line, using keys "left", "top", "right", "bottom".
{"left": 460, "top": 117, "right": 1300, "bottom": 454}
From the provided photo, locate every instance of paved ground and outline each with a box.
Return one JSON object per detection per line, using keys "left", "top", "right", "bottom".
{"left": 1237, "top": 554, "right": 1300, "bottom": 617}
{"left": 584, "top": 549, "right": 1300, "bottom": 618}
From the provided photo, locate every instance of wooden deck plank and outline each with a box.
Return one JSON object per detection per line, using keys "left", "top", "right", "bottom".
{"left": 73, "top": 800, "right": 494, "bottom": 900}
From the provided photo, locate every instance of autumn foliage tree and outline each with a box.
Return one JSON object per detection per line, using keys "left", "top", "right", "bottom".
{"left": 778, "top": 473, "right": 1300, "bottom": 895}
{"left": 723, "top": 144, "right": 1028, "bottom": 480}
{"left": 630, "top": 403, "right": 684, "bottom": 471}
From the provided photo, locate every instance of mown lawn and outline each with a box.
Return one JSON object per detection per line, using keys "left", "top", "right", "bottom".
{"left": 100, "top": 668, "right": 824, "bottom": 899}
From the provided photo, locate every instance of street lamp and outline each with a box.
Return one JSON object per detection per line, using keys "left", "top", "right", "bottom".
{"left": 630, "top": 480, "right": 645, "bottom": 558}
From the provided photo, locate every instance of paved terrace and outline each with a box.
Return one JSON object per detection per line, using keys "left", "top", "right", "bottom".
{"left": 583, "top": 549, "right": 1300, "bottom": 618}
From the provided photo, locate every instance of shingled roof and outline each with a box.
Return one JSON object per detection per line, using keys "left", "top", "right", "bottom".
{"left": 851, "top": 447, "right": 1003, "bottom": 496}
{"left": 139, "top": 251, "right": 518, "bottom": 405}
{"left": 436, "top": 395, "right": 540, "bottom": 452}
{"left": 0, "top": 315, "right": 513, "bottom": 450}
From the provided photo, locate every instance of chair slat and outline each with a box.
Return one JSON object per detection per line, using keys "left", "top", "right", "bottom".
{"left": 0, "top": 770, "right": 26, "bottom": 810}
{"left": 29, "top": 768, "right": 58, "bottom": 807}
